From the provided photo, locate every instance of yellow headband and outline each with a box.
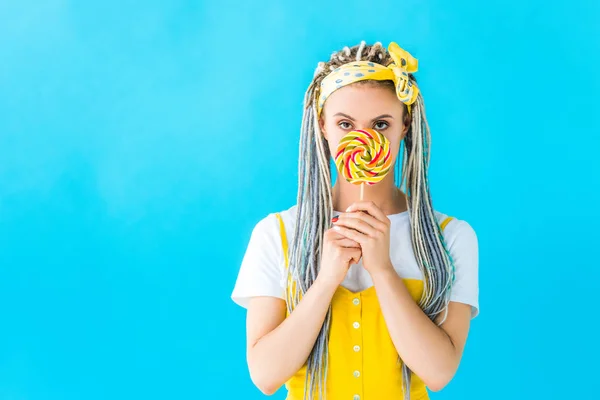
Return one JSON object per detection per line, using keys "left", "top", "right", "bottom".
{"left": 317, "top": 42, "right": 419, "bottom": 116}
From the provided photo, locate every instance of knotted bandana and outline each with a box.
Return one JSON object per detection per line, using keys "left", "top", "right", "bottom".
{"left": 317, "top": 42, "right": 419, "bottom": 116}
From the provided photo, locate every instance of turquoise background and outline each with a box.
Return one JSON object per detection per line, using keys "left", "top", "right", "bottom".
{"left": 1, "top": 1, "right": 598, "bottom": 399}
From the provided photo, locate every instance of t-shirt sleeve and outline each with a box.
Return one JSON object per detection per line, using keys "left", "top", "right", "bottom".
{"left": 231, "top": 213, "right": 286, "bottom": 309}
{"left": 445, "top": 219, "right": 480, "bottom": 319}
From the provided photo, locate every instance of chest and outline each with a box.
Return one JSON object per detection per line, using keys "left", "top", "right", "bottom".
{"left": 341, "top": 229, "right": 423, "bottom": 292}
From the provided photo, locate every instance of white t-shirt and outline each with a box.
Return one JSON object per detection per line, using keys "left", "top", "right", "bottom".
{"left": 231, "top": 205, "right": 479, "bottom": 318}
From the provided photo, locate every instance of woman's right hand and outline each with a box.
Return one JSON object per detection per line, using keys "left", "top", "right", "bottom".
{"left": 317, "top": 226, "right": 362, "bottom": 287}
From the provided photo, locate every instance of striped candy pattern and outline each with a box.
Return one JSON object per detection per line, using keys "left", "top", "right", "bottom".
{"left": 334, "top": 129, "right": 392, "bottom": 185}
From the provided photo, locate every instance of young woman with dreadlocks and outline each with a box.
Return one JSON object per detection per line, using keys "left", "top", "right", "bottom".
{"left": 232, "top": 41, "right": 479, "bottom": 400}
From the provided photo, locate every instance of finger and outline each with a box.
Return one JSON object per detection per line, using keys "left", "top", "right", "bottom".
{"left": 346, "top": 201, "right": 389, "bottom": 224}
{"left": 326, "top": 228, "right": 350, "bottom": 241}
{"left": 326, "top": 229, "right": 361, "bottom": 246}
{"left": 333, "top": 224, "right": 366, "bottom": 244}
{"left": 333, "top": 237, "right": 361, "bottom": 248}
{"left": 347, "top": 248, "right": 362, "bottom": 264}
{"left": 334, "top": 217, "right": 378, "bottom": 237}
{"left": 338, "top": 211, "right": 387, "bottom": 233}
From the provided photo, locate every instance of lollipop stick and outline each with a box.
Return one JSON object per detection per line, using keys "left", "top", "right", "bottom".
{"left": 360, "top": 183, "right": 365, "bottom": 201}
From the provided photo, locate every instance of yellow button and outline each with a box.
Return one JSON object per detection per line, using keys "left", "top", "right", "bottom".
{"left": 353, "top": 322, "right": 360, "bottom": 329}
{"left": 353, "top": 370, "right": 360, "bottom": 378}
{"left": 352, "top": 298, "right": 360, "bottom": 305}
{"left": 353, "top": 345, "right": 361, "bottom": 352}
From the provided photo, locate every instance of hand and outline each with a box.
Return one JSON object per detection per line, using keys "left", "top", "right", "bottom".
{"left": 332, "top": 201, "right": 395, "bottom": 276}
{"left": 317, "top": 227, "right": 362, "bottom": 287}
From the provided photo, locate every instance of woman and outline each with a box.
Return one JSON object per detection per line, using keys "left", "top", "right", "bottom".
{"left": 231, "top": 41, "right": 479, "bottom": 400}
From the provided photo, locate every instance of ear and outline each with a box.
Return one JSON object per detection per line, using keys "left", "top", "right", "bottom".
{"left": 319, "top": 116, "right": 328, "bottom": 140}
{"left": 401, "top": 107, "right": 411, "bottom": 136}
{"left": 402, "top": 123, "right": 410, "bottom": 136}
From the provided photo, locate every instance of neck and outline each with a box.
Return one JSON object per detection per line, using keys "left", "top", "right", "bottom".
{"left": 332, "top": 174, "right": 408, "bottom": 216}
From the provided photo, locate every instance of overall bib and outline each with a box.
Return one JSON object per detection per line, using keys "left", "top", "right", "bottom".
{"left": 275, "top": 213, "right": 454, "bottom": 400}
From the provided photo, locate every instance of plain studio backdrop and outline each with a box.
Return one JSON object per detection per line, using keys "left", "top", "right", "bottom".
{"left": 1, "top": 1, "right": 598, "bottom": 399}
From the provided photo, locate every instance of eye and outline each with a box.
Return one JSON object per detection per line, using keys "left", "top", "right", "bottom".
{"left": 373, "top": 121, "right": 389, "bottom": 130}
{"left": 338, "top": 121, "right": 353, "bottom": 130}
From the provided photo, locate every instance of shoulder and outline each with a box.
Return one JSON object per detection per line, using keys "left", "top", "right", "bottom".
{"left": 433, "top": 211, "right": 478, "bottom": 247}
{"left": 248, "top": 204, "right": 297, "bottom": 237}
{"left": 433, "top": 211, "right": 479, "bottom": 318}
{"left": 231, "top": 205, "right": 297, "bottom": 308}
{"left": 272, "top": 204, "right": 299, "bottom": 240}
{"left": 245, "top": 204, "right": 299, "bottom": 261}
{"left": 276, "top": 204, "right": 298, "bottom": 225}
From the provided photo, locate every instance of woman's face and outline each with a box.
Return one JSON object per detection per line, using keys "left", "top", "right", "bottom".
{"left": 319, "top": 83, "right": 409, "bottom": 165}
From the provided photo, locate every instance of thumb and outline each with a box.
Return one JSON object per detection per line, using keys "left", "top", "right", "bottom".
{"left": 347, "top": 249, "right": 362, "bottom": 265}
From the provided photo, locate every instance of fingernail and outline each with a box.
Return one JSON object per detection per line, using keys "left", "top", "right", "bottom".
{"left": 346, "top": 206, "right": 352, "bottom": 212}
{"left": 332, "top": 216, "right": 339, "bottom": 222}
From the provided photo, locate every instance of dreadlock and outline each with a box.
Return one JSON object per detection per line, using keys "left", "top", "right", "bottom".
{"left": 287, "top": 40, "right": 456, "bottom": 400}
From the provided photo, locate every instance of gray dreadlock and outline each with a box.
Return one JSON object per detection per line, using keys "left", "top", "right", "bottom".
{"left": 287, "top": 40, "right": 456, "bottom": 400}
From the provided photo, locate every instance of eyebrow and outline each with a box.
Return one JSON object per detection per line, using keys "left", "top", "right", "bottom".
{"left": 333, "top": 112, "right": 395, "bottom": 121}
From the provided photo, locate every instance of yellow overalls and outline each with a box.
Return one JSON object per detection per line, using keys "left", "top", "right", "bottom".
{"left": 275, "top": 213, "right": 455, "bottom": 400}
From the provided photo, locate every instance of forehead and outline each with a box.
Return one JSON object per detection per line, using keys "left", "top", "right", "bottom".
{"left": 322, "top": 83, "right": 403, "bottom": 118}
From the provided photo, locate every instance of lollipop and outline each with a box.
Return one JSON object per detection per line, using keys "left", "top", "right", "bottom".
{"left": 335, "top": 129, "right": 392, "bottom": 200}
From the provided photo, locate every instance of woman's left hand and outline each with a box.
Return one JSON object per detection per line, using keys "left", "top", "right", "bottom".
{"left": 332, "top": 201, "right": 395, "bottom": 276}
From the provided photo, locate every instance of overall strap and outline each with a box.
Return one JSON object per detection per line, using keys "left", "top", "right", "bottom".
{"left": 275, "top": 213, "right": 295, "bottom": 312}
{"left": 440, "top": 216, "right": 454, "bottom": 231}
{"left": 274, "top": 213, "right": 289, "bottom": 269}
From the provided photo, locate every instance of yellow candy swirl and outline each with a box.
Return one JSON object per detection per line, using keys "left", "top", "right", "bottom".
{"left": 335, "top": 129, "right": 392, "bottom": 185}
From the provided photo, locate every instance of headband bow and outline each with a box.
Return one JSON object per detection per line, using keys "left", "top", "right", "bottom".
{"left": 317, "top": 42, "right": 419, "bottom": 116}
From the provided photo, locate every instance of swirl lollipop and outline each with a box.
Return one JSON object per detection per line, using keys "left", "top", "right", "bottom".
{"left": 335, "top": 129, "right": 392, "bottom": 200}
